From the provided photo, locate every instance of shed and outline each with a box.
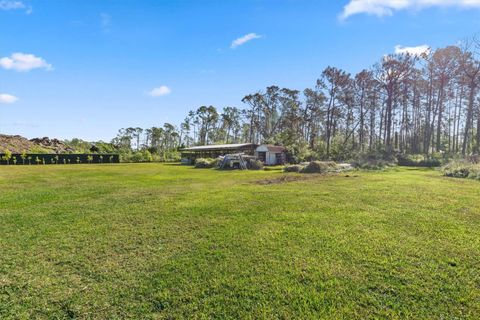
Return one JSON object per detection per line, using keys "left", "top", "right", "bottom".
{"left": 180, "top": 143, "right": 258, "bottom": 164}
{"left": 255, "top": 145, "right": 286, "bottom": 166}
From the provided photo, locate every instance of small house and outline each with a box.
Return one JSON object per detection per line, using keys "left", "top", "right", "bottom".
{"left": 255, "top": 145, "right": 286, "bottom": 166}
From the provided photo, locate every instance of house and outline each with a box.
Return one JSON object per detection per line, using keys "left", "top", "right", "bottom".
{"left": 181, "top": 143, "right": 258, "bottom": 164}
{"left": 255, "top": 145, "right": 286, "bottom": 166}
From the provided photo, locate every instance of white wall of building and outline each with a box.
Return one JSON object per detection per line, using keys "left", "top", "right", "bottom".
{"left": 255, "top": 145, "right": 284, "bottom": 165}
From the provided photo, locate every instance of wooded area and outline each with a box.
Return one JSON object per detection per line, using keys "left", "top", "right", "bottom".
{"left": 113, "top": 39, "right": 480, "bottom": 162}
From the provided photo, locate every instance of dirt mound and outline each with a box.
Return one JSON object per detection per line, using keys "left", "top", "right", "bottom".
{"left": 0, "top": 134, "right": 73, "bottom": 154}
{"left": 0, "top": 134, "right": 37, "bottom": 153}
{"left": 29, "top": 137, "right": 74, "bottom": 153}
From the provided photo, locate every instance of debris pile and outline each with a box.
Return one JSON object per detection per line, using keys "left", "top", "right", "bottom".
{"left": 0, "top": 134, "right": 73, "bottom": 154}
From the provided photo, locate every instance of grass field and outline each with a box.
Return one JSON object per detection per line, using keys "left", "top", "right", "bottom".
{"left": 1, "top": 164, "right": 480, "bottom": 319}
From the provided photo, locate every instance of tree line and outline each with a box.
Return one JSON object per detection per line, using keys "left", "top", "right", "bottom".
{"left": 113, "top": 38, "right": 480, "bottom": 162}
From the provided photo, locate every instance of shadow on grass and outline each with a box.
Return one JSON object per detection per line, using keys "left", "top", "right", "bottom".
{"left": 400, "top": 166, "right": 437, "bottom": 171}
{"left": 160, "top": 162, "right": 184, "bottom": 166}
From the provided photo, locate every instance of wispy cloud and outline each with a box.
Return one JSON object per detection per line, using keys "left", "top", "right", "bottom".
{"left": 0, "top": 53, "right": 52, "bottom": 72}
{"left": 395, "top": 44, "right": 431, "bottom": 56}
{"left": 231, "top": 33, "right": 263, "bottom": 49}
{"left": 340, "top": 0, "right": 480, "bottom": 20}
{"left": 148, "top": 86, "right": 171, "bottom": 97}
{"left": 12, "top": 120, "right": 38, "bottom": 127}
{"left": 100, "top": 13, "right": 111, "bottom": 32}
{"left": 0, "top": 93, "right": 18, "bottom": 104}
{"left": 0, "top": 1, "right": 32, "bottom": 14}
{"left": 200, "top": 69, "right": 216, "bottom": 74}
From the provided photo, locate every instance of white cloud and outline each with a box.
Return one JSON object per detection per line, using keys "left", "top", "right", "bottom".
{"left": 0, "top": 53, "right": 52, "bottom": 72}
{"left": 395, "top": 44, "right": 431, "bottom": 56}
{"left": 231, "top": 33, "right": 263, "bottom": 49}
{"left": 0, "top": 1, "right": 32, "bottom": 14}
{"left": 340, "top": 0, "right": 480, "bottom": 20}
{"left": 0, "top": 93, "right": 18, "bottom": 104}
{"left": 0, "top": 0, "right": 23, "bottom": 10}
{"left": 148, "top": 86, "right": 171, "bottom": 97}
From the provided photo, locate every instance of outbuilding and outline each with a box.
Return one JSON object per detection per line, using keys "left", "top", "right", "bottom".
{"left": 180, "top": 143, "right": 258, "bottom": 164}
{"left": 255, "top": 145, "right": 286, "bottom": 166}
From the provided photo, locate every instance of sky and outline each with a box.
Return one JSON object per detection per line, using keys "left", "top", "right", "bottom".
{"left": 1, "top": 0, "right": 480, "bottom": 141}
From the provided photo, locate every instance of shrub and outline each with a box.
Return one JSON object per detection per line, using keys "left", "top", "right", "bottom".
{"left": 442, "top": 160, "right": 480, "bottom": 180}
{"left": 300, "top": 161, "right": 337, "bottom": 174}
{"left": 121, "top": 150, "right": 154, "bottom": 163}
{"left": 162, "top": 151, "right": 181, "bottom": 162}
{"left": 351, "top": 151, "right": 396, "bottom": 170}
{"left": 420, "top": 158, "right": 442, "bottom": 167}
{"left": 284, "top": 164, "right": 304, "bottom": 172}
{"left": 247, "top": 158, "right": 264, "bottom": 170}
{"left": 468, "top": 166, "right": 480, "bottom": 180}
{"left": 142, "top": 150, "right": 154, "bottom": 162}
{"left": 397, "top": 154, "right": 442, "bottom": 167}
{"left": 284, "top": 142, "right": 314, "bottom": 163}
{"left": 194, "top": 158, "right": 217, "bottom": 168}
{"left": 469, "top": 154, "right": 479, "bottom": 164}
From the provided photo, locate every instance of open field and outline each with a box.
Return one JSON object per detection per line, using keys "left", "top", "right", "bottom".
{"left": 1, "top": 164, "right": 480, "bottom": 319}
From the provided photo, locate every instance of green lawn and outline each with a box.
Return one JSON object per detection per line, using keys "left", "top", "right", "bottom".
{"left": 1, "top": 164, "right": 479, "bottom": 319}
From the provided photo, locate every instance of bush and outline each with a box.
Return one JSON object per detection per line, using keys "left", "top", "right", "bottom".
{"left": 351, "top": 151, "right": 396, "bottom": 170}
{"left": 300, "top": 161, "right": 337, "bottom": 174}
{"left": 143, "top": 150, "right": 154, "bottom": 162}
{"left": 194, "top": 158, "right": 218, "bottom": 168}
{"left": 442, "top": 160, "right": 480, "bottom": 180}
{"left": 247, "top": 158, "right": 264, "bottom": 170}
{"left": 159, "top": 150, "right": 181, "bottom": 162}
{"left": 468, "top": 154, "right": 479, "bottom": 164}
{"left": 468, "top": 166, "right": 480, "bottom": 180}
{"left": 284, "top": 164, "right": 304, "bottom": 172}
{"left": 121, "top": 150, "right": 154, "bottom": 163}
{"left": 397, "top": 154, "right": 442, "bottom": 167}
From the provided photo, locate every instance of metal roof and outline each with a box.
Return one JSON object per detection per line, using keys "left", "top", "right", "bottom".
{"left": 181, "top": 143, "right": 257, "bottom": 152}
{"left": 263, "top": 145, "right": 286, "bottom": 153}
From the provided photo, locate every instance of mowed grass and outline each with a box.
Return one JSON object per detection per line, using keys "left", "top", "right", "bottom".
{"left": 1, "top": 164, "right": 480, "bottom": 319}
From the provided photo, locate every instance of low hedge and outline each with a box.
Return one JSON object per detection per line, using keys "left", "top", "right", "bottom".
{"left": 0, "top": 153, "right": 119, "bottom": 165}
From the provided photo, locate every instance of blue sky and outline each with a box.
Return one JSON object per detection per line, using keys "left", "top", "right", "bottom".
{"left": 1, "top": 0, "right": 480, "bottom": 141}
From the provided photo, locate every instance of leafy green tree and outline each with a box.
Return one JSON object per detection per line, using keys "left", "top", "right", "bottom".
{"left": 21, "top": 151, "right": 27, "bottom": 165}
{"left": 2, "top": 149, "right": 12, "bottom": 165}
